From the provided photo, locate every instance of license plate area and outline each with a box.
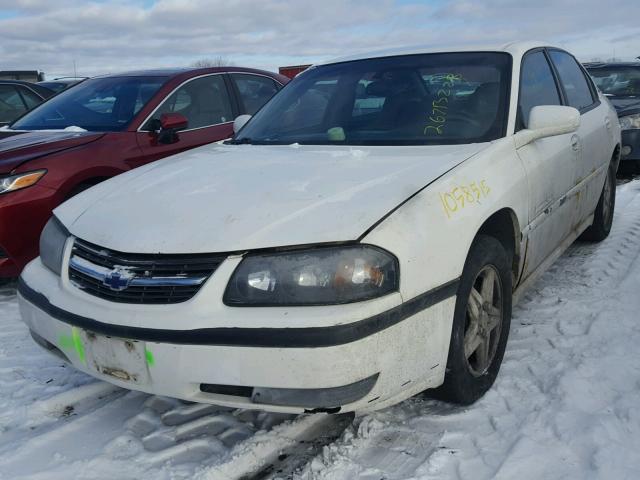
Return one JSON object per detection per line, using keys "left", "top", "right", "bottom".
{"left": 82, "top": 331, "right": 150, "bottom": 385}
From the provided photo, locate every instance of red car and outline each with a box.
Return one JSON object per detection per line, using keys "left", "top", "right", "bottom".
{"left": 0, "top": 67, "right": 288, "bottom": 278}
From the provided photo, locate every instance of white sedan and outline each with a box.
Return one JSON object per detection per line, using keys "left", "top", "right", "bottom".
{"left": 18, "top": 42, "right": 620, "bottom": 413}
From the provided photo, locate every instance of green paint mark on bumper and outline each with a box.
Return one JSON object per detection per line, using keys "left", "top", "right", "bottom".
{"left": 72, "top": 327, "right": 85, "bottom": 363}
{"left": 58, "top": 327, "right": 86, "bottom": 364}
{"left": 145, "top": 348, "right": 155, "bottom": 367}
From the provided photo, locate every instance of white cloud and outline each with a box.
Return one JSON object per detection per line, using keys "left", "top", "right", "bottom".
{"left": 0, "top": 0, "right": 638, "bottom": 78}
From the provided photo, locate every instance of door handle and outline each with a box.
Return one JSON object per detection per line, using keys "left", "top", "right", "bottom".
{"left": 570, "top": 134, "right": 580, "bottom": 151}
{"left": 605, "top": 116, "right": 611, "bottom": 130}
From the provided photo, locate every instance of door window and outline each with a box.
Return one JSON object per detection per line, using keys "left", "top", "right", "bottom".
{"left": 549, "top": 50, "right": 595, "bottom": 111}
{"left": 518, "top": 51, "right": 562, "bottom": 129}
{"left": 0, "top": 85, "right": 27, "bottom": 123}
{"left": 17, "top": 87, "right": 43, "bottom": 109}
{"left": 144, "top": 75, "right": 233, "bottom": 130}
{"left": 231, "top": 74, "right": 280, "bottom": 115}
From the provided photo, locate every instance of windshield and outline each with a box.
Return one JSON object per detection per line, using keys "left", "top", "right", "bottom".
{"left": 587, "top": 66, "right": 640, "bottom": 97}
{"left": 11, "top": 76, "right": 168, "bottom": 131}
{"left": 234, "top": 52, "right": 511, "bottom": 146}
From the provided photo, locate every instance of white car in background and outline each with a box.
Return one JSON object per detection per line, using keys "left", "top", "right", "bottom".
{"left": 18, "top": 42, "right": 620, "bottom": 413}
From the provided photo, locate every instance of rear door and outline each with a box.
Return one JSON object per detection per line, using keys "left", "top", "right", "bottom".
{"left": 135, "top": 74, "right": 236, "bottom": 166}
{"left": 516, "top": 49, "right": 579, "bottom": 279}
{"left": 547, "top": 49, "right": 611, "bottom": 221}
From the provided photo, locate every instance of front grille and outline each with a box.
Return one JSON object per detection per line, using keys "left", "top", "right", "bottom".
{"left": 68, "top": 238, "right": 226, "bottom": 304}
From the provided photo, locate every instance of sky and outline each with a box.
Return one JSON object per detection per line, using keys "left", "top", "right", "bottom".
{"left": 0, "top": 0, "right": 638, "bottom": 79}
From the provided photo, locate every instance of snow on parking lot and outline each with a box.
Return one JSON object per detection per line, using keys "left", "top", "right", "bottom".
{"left": 2, "top": 180, "right": 640, "bottom": 479}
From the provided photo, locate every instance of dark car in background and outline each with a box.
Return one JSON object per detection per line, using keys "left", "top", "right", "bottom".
{"left": 586, "top": 62, "right": 640, "bottom": 173}
{"left": 0, "top": 66, "right": 288, "bottom": 278}
{"left": 37, "top": 77, "right": 87, "bottom": 93}
{"left": 0, "top": 80, "right": 55, "bottom": 126}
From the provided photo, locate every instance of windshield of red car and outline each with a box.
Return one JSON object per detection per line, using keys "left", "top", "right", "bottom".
{"left": 11, "top": 76, "right": 168, "bottom": 132}
{"left": 233, "top": 52, "right": 512, "bottom": 146}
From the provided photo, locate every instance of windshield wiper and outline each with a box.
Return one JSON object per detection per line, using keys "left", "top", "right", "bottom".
{"left": 225, "top": 137, "right": 254, "bottom": 145}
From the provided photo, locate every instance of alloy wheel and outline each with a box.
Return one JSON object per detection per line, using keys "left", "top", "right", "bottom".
{"left": 463, "top": 265, "right": 503, "bottom": 377}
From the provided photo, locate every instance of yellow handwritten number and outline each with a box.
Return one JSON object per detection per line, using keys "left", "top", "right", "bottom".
{"left": 440, "top": 180, "right": 491, "bottom": 218}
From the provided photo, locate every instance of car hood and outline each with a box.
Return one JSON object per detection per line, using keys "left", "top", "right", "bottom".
{"left": 58, "top": 142, "right": 489, "bottom": 253}
{"left": 608, "top": 96, "right": 640, "bottom": 116}
{"left": 0, "top": 130, "right": 105, "bottom": 173}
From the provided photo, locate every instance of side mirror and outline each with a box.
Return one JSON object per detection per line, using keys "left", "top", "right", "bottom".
{"left": 155, "top": 112, "right": 188, "bottom": 144}
{"left": 514, "top": 105, "right": 580, "bottom": 148}
{"left": 233, "top": 114, "right": 252, "bottom": 134}
{"left": 161, "top": 112, "right": 188, "bottom": 131}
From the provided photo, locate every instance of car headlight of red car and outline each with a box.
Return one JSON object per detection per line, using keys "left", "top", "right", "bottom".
{"left": 0, "top": 169, "right": 47, "bottom": 195}
{"left": 223, "top": 245, "right": 399, "bottom": 306}
{"left": 40, "top": 216, "right": 70, "bottom": 276}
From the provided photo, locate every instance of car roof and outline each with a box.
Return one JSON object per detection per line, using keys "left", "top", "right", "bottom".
{"left": 84, "top": 67, "right": 288, "bottom": 87}
{"left": 94, "top": 68, "right": 192, "bottom": 77}
{"left": 318, "top": 41, "right": 560, "bottom": 66}
{"left": 91, "top": 67, "right": 285, "bottom": 80}
{"left": 0, "top": 79, "right": 43, "bottom": 88}
{"left": 0, "top": 79, "right": 55, "bottom": 97}
{"left": 39, "top": 78, "right": 84, "bottom": 84}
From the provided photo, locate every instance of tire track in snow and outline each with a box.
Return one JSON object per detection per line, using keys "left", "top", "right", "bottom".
{"left": 238, "top": 413, "right": 354, "bottom": 480}
{"left": 0, "top": 286, "right": 343, "bottom": 479}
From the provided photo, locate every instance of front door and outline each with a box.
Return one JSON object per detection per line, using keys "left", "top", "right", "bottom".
{"left": 134, "top": 74, "right": 235, "bottom": 168}
{"left": 516, "top": 49, "right": 580, "bottom": 279}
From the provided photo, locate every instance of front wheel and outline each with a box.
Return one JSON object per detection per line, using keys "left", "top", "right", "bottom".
{"left": 581, "top": 165, "right": 616, "bottom": 242}
{"left": 435, "top": 235, "right": 512, "bottom": 405}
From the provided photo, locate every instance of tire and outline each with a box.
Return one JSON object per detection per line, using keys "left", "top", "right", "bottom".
{"left": 435, "top": 235, "right": 512, "bottom": 405}
{"left": 617, "top": 160, "right": 640, "bottom": 177}
{"left": 581, "top": 164, "right": 616, "bottom": 242}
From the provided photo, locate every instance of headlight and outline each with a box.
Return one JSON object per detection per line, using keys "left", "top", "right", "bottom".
{"left": 0, "top": 169, "right": 46, "bottom": 195}
{"left": 40, "top": 216, "right": 70, "bottom": 276}
{"left": 620, "top": 113, "right": 640, "bottom": 131}
{"left": 224, "top": 245, "right": 399, "bottom": 306}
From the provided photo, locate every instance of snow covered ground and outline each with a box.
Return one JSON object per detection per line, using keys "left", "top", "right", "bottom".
{"left": 2, "top": 180, "right": 640, "bottom": 479}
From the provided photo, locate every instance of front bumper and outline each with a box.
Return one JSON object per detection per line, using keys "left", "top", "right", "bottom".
{"left": 18, "top": 258, "right": 457, "bottom": 413}
{"left": 621, "top": 129, "right": 640, "bottom": 161}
